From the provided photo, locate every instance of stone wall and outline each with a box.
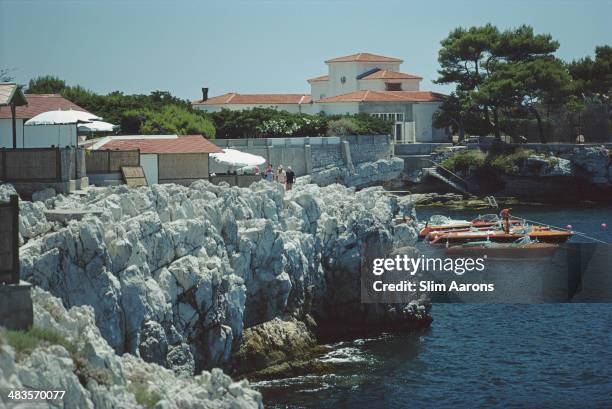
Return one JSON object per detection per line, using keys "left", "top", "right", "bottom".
{"left": 346, "top": 135, "right": 391, "bottom": 164}
{"left": 311, "top": 145, "right": 343, "bottom": 168}
{"left": 212, "top": 135, "right": 392, "bottom": 175}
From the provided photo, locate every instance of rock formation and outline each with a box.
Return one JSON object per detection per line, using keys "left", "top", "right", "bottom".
{"left": 6, "top": 161, "right": 427, "bottom": 379}
{"left": 301, "top": 157, "right": 404, "bottom": 188}
{"left": 0, "top": 288, "right": 263, "bottom": 409}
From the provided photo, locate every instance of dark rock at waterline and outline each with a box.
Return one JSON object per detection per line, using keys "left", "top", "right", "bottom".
{"left": 229, "top": 316, "right": 320, "bottom": 376}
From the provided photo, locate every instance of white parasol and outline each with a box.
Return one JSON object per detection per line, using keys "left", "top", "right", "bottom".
{"left": 210, "top": 148, "right": 266, "bottom": 167}
{"left": 77, "top": 120, "right": 117, "bottom": 132}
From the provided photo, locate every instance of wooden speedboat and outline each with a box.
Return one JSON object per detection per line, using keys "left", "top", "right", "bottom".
{"left": 446, "top": 238, "right": 559, "bottom": 259}
{"left": 428, "top": 227, "right": 573, "bottom": 244}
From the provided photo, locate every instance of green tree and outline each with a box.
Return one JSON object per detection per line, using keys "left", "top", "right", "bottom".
{"left": 27, "top": 75, "right": 67, "bottom": 93}
{"left": 568, "top": 45, "right": 612, "bottom": 97}
{"left": 433, "top": 92, "right": 488, "bottom": 141}
{"left": 121, "top": 105, "right": 215, "bottom": 138}
{"left": 436, "top": 24, "right": 564, "bottom": 141}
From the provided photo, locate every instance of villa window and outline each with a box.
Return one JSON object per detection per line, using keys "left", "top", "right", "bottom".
{"left": 372, "top": 113, "right": 404, "bottom": 122}
{"left": 385, "top": 82, "right": 402, "bottom": 91}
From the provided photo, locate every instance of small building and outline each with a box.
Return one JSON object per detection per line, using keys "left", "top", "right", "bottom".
{"left": 0, "top": 93, "right": 95, "bottom": 148}
{"left": 192, "top": 52, "right": 448, "bottom": 143}
{"left": 89, "top": 135, "right": 221, "bottom": 185}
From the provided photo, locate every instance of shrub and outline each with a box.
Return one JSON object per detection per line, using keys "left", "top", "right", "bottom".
{"left": 326, "top": 118, "right": 358, "bottom": 136}
{"left": 3, "top": 327, "right": 76, "bottom": 359}
{"left": 489, "top": 149, "right": 534, "bottom": 173}
{"left": 441, "top": 150, "right": 487, "bottom": 173}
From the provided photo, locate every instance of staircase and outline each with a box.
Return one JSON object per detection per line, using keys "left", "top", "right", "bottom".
{"left": 423, "top": 166, "right": 470, "bottom": 195}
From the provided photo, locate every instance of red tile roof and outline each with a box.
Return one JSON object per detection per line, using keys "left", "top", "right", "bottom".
{"left": 0, "top": 93, "right": 91, "bottom": 119}
{"left": 359, "top": 70, "right": 422, "bottom": 80}
{"left": 325, "top": 53, "right": 403, "bottom": 63}
{"left": 99, "top": 135, "right": 222, "bottom": 154}
{"left": 316, "top": 90, "right": 444, "bottom": 103}
{"left": 193, "top": 93, "right": 311, "bottom": 105}
{"left": 307, "top": 75, "right": 330, "bottom": 83}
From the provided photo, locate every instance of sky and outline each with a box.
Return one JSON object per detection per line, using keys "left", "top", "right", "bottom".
{"left": 1, "top": 0, "right": 611, "bottom": 101}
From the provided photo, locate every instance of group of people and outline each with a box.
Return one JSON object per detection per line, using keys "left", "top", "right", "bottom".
{"left": 260, "top": 164, "right": 295, "bottom": 190}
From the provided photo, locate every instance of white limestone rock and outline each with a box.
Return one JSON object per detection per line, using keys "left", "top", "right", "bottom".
{"left": 0, "top": 288, "right": 263, "bottom": 409}
{"left": 301, "top": 157, "right": 404, "bottom": 188}
{"left": 32, "top": 187, "right": 56, "bottom": 203}
{"left": 17, "top": 163, "right": 427, "bottom": 376}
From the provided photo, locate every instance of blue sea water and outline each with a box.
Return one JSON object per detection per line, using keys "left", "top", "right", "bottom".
{"left": 257, "top": 205, "right": 612, "bottom": 408}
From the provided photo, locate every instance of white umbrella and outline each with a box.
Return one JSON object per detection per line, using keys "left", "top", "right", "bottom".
{"left": 77, "top": 120, "right": 117, "bottom": 132}
{"left": 24, "top": 110, "right": 102, "bottom": 177}
{"left": 210, "top": 148, "right": 266, "bottom": 167}
{"left": 25, "top": 109, "right": 101, "bottom": 126}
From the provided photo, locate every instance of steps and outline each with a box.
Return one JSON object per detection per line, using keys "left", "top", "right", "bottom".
{"left": 423, "top": 167, "right": 470, "bottom": 195}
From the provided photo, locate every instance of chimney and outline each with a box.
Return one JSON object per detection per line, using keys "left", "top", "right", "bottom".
{"left": 201, "top": 87, "right": 209, "bottom": 101}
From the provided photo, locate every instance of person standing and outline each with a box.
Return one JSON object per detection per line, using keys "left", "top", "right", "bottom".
{"left": 276, "top": 165, "right": 286, "bottom": 186}
{"left": 265, "top": 164, "right": 274, "bottom": 182}
{"left": 500, "top": 208, "right": 512, "bottom": 234}
{"left": 285, "top": 166, "right": 295, "bottom": 190}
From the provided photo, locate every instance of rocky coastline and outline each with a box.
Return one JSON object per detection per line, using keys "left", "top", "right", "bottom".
{"left": 1, "top": 158, "right": 431, "bottom": 408}
{"left": 410, "top": 145, "right": 611, "bottom": 202}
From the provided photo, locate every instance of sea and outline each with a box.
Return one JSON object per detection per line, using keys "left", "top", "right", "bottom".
{"left": 255, "top": 204, "right": 612, "bottom": 408}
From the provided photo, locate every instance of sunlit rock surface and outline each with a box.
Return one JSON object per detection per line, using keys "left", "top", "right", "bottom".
{"left": 0, "top": 288, "right": 263, "bottom": 409}
{"left": 10, "top": 162, "right": 425, "bottom": 377}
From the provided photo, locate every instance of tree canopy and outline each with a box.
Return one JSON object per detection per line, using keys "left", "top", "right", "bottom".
{"left": 434, "top": 24, "right": 587, "bottom": 143}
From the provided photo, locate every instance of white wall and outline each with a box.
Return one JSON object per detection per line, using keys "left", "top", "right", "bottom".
{"left": 328, "top": 63, "right": 359, "bottom": 98}
{"left": 413, "top": 102, "right": 443, "bottom": 142}
{"left": 140, "top": 154, "right": 159, "bottom": 184}
{"left": 0, "top": 120, "right": 77, "bottom": 148}
{"left": 24, "top": 124, "right": 77, "bottom": 148}
{"left": 318, "top": 102, "right": 359, "bottom": 116}
{"left": 0, "top": 118, "right": 24, "bottom": 148}
{"left": 310, "top": 81, "right": 329, "bottom": 101}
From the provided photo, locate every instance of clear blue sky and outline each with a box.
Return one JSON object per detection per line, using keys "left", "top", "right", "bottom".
{"left": 1, "top": 0, "right": 610, "bottom": 100}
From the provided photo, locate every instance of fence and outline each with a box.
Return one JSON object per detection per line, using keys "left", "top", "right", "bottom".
{"left": 210, "top": 135, "right": 391, "bottom": 176}
{"left": 209, "top": 174, "right": 262, "bottom": 188}
{"left": 0, "top": 147, "right": 85, "bottom": 182}
{"left": 0, "top": 195, "right": 19, "bottom": 285}
{"left": 85, "top": 149, "right": 140, "bottom": 174}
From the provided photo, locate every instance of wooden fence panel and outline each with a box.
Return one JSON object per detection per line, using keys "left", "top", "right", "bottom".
{"left": 1, "top": 148, "right": 59, "bottom": 182}
{"left": 0, "top": 195, "right": 19, "bottom": 284}
{"left": 86, "top": 150, "right": 140, "bottom": 174}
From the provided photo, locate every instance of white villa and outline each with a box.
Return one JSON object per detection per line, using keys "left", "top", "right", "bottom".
{"left": 192, "top": 52, "right": 448, "bottom": 143}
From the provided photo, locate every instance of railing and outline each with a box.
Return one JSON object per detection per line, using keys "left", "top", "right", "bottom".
{"left": 0, "top": 195, "right": 19, "bottom": 285}
{"left": 86, "top": 149, "right": 140, "bottom": 174}
{"left": 423, "top": 159, "right": 471, "bottom": 194}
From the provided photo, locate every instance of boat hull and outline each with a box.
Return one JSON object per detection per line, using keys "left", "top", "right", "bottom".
{"left": 428, "top": 230, "right": 572, "bottom": 245}
{"left": 446, "top": 242, "right": 560, "bottom": 259}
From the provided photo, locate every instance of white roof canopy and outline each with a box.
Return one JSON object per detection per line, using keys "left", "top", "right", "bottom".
{"left": 210, "top": 148, "right": 266, "bottom": 167}
{"left": 25, "top": 109, "right": 101, "bottom": 125}
{"left": 77, "top": 120, "right": 117, "bottom": 132}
